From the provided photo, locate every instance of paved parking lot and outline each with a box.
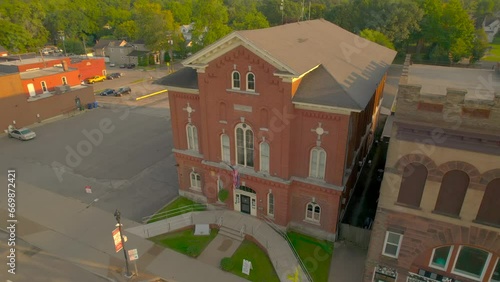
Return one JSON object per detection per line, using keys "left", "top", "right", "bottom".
{"left": 0, "top": 97, "right": 178, "bottom": 222}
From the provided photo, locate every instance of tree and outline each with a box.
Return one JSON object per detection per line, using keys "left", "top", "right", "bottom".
{"left": 227, "top": 0, "right": 269, "bottom": 30}
{"left": 192, "top": 0, "right": 232, "bottom": 50}
{"left": 164, "top": 0, "right": 193, "bottom": 24}
{"left": 360, "top": 29, "right": 395, "bottom": 50}
{"left": 471, "top": 28, "right": 489, "bottom": 62}
{"left": 114, "top": 20, "right": 138, "bottom": 40}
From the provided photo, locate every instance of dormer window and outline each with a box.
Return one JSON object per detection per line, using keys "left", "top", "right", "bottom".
{"left": 246, "top": 73, "right": 255, "bottom": 91}
{"left": 232, "top": 71, "right": 240, "bottom": 89}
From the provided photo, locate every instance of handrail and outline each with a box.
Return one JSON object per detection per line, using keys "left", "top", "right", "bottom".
{"left": 142, "top": 203, "right": 207, "bottom": 223}
{"left": 262, "top": 217, "right": 313, "bottom": 282}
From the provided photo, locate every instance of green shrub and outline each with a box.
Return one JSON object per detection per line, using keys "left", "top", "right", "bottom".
{"left": 186, "top": 245, "right": 201, "bottom": 257}
{"left": 218, "top": 189, "right": 229, "bottom": 202}
{"left": 220, "top": 257, "right": 234, "bottom": 271}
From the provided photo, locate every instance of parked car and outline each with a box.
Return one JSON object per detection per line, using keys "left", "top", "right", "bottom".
{"left": 119, "top": 64, "right": 126, "bottom": 68}
{"left": 126, "top": 63, "right": 136, "bottom": 69}
{"left": 106, "top": 73, "right": 122, "bottom": 80}
{"left": 115, "top": 86, "right": 131, "bottom": 96}
{"left": 99, "top": 89, "right": 116, "bottom": 96}
{"left": 9, "top": 128, "right": 36, "bottom": 141}
{"left": 109, "top": 63, "right": 116, "bottom": 67}
{"left": 85, "top": 75, "right": 106, "bottom": 84}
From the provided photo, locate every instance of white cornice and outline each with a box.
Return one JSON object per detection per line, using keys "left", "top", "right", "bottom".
{"left": 293, "top": 101, "right": 359, "bottom": 114}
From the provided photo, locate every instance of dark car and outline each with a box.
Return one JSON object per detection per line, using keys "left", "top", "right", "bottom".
{"left": 115, "top": 86, "right": 131, "bottom": 96}
{"left": 99, "top": 88, "right": 116, "bottom": 96}
{"left": 106, "top": 73, "right": 122, "bottom": 80}
{"left": 126, "top": 63, "right": 136, "bottom": 69}
{"left": 119, "top": 64, "right": 126, "bottom": 68}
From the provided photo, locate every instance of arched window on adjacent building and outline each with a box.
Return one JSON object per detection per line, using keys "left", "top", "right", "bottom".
{"left": 186, "top": 124, "right": 199, "bottom": 152}
{"left": 476, "top": 178, "right": 500, "bottom": 226}
{"left": 429, "top": 246, "right": 453, "bottom": 271}
{"left": 235, "top": 123, "right": 254, "bottom": 167}
{"left": 232, "top": 71, "right": 240, "bottom": 89}
{"left": 434, "top": 170, "right": 469, "bottom": 217}
{"left": 397, "top": 163, "right": 428, "bottom": 208}
{"left": 190, "top": 171, "right": 201, "bottom": 191}
{"left": 309, "top": 147, "right": 326, "bottom": 179}
{"left": 246, "top": 72, "right": 255, "bottom": 91}
{"left": 305, "top": 202, "right": 321, "bottom": 222}
{"left": 220, "top": 134, "right": 230, "bottom": 163}
{"left": 452, "top": 246, "right": 491, "bottom": 281}
{"left": 259, "top": 142, "right": 270, "bottom": 172}
{"left": 267, "top": 192, "right": 274, "bottom": 217}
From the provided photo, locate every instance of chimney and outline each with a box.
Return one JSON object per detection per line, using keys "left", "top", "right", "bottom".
{"left": 62, "top": 60, "right": 68, "bottom": 71}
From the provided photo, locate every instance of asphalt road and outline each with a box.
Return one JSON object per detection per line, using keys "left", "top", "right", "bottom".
{"left": 0, "top": 97, "right": 178, "bottom": 222}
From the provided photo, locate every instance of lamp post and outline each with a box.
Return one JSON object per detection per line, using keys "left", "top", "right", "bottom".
{"left": 114, "top": 209, "right": 132, "bottom": 278}
{"left": 58, "top": 30, "right": 67, "bottom": 57}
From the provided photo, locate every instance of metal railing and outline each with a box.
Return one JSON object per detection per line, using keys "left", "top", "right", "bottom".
{"left": 141, "top": 203, "right": 207, "bottom": 224}
{"left": 262, "top": 217, "right": 313, "bottom": 282}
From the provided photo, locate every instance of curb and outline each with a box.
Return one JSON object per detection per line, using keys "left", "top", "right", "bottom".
{"left": 135, "top": 90, "right": 168, "bottom": 101}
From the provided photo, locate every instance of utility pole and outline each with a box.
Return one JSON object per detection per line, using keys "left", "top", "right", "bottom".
{"left": 58, "top": 30, "right": 67, "bottom": 57}
{"left": 114, "top": 209, "right": 132, "bottom": 278}
{"left": 309, "top": 1, "right": 311, "bottom": 20}
{"left": 280, "top": 0, "right": 285, "bottom": 25}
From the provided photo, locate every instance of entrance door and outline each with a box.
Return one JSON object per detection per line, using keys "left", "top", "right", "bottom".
{"left": 27, "top": 83, "right": 36, "bottom": 97}
{"left": 240, "top": 195, "right": 251, "bottom": 214}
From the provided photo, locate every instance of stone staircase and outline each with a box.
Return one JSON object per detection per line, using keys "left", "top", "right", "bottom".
{"left": 218, "top": 226, "right": 244, "bottom": 242}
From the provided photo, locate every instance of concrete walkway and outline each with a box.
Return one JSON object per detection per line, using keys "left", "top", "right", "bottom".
{"left": 197, "top": 235, "right": 241, "bottom": 268}
{"left": 328, "top": 241, "right": 367, "bottom": 282}
{"left": 127, "top": 210, "right": 310, "bottom": 282}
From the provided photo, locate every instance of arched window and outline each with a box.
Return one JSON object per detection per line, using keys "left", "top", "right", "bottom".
{"left": 41, "top": 81, "right": 48, "bottom": 92}
{"left": 309, "top": 147, "right": 326, "bottom": 179}
{"left": 217, "top": 177, "right": 224, "bottom": 194}
{"left": 305, "top": 202, "right": 321, "bottom": 222}
{"left": 62, "top": 76, "right": 67, "bottom": 85}
{"left": 190, "top": 171, "right": 201, "bottom": 191}
{"left": 267, "top": 192, "right": 274, "bottom": 216}
{"left": 186, "top": 124, "right": 199, "bottom": 152}
{"left": 476, "top": 178, "right": 500, "bottom": 226}
{"left": 452, "top": 246, "right": 491, "bottom": 280}
{"left": 235, "top": 123, "right": 253, "bottom": 167}
{"left": 220, "top": 134, "right": 230, "bottom": 162}
{"left": 434, "top": 170, "right": 469, "bottom": 217}
{"left": 397, "top": 163, "right": 428, "bottom": 207}
{"left": 232, "top": 71, "right": 240, "bottom": 89}
{"left": 246, "top": 72, "right": 255, "bottom": 91}
{"left": 429, "top": 246, "right": 453, "bottom": 270}
{"left": 260, "top": 142, "right": 270, "bottom": 172}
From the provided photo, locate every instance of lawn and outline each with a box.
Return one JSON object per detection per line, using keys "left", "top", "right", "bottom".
{"left": 149, "top": 228, "right": 218, "bottom": 258}
{"left": 482, "top": 36, "right": 500, "bottom": 62}
{"left": 224, "top": 240, "right": 280, "bottom": 282}
{"left": 287, "top": 231, "right": 334, "bottom": 282}
{"left": 147, "top": 196, "right": 206, "bottom": 223}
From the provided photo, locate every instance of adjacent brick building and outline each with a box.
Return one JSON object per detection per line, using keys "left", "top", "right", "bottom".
{"left": 365, "top": 55, "right": 500, "bottom": 281}
{"left": 159, "top": 19, "right": 396, "bottom": 240}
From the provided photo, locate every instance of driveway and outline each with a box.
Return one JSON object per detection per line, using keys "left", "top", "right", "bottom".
{"left": 0, "top": 97, "right": 178, "bottom": 222}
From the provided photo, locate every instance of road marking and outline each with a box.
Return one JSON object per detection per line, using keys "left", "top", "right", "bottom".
{"left": 135, "top": 90, "right": 168, "bottom": 101}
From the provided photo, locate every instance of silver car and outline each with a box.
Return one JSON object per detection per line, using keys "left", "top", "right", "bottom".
{"left": 9, "top": 128, "right": 36, "bottom": 140}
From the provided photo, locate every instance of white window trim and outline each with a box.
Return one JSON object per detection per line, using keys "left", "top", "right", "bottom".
{"left": 235, "top": 123, "right": 254, "bottom": 168}
{"left": 246, "top": 72, "right": 255, "bottom": 92}
{"left": 259, "top": 141, "right": 270, "bottom": 173}
{"left": 186, "top": 123, "right": 199, "bottom": 152}
{"left": 189, "top": 171, "right": 201, "bottom": 191}
{"left": 451, "top": 246, "right": 491, "bottom": 281}
{"left": 382, "top": 231, "right": 403, "bottom": 258}
{"left": 221, "top": 134, "right": 230, "bottom": 162}
{"left": 305, "top": 202, "right": 321, "bottom": 222}
{"left": 231, "top": 71, "right": 240, "bottom": 90}
{"left": 309, "top": 147, "right": 326, "bottom": 179}
{"left": 41, "top": 81, "right": 48, "bottom": 92}
{"left": 267, "top": 192, "right": 274, "bottom": 217}
{"left": 429, "top": 246, "right": 454, "bottom": 271}
{"left": 490, "top": 257, "right": 500, "bottom": 282}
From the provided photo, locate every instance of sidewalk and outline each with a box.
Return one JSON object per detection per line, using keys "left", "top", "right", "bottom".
{"left": 0, "top": 175, "right": 248, "bottom": 282}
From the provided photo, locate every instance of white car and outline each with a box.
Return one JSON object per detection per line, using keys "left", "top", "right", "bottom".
{"left": 9, "top": 128, "right": 36, "bottom": 140}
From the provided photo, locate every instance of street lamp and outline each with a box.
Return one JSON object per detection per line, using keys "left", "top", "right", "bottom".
{"left": 114, "top": 209, "right": 132, "bottom": 278}
{"left": 58, "top": 30, "right": 67, "bottom": 57}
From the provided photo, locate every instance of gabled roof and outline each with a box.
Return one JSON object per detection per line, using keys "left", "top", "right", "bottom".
{"left": 127, "top": 50, "right": 150, "bottom": 57}
{"left": 183, "top": 19, "right": 396, "bottom": 110}
{"left": 155, "top": 67, "right": 198, "bottom": 89}
{"left": 93, "top": 39, "right": 127, "bottom": 50}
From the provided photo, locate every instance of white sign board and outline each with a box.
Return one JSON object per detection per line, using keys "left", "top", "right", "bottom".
{"left": 128, "top": 249, "right": 139, "bottom": 261}
{"left": 242, "top": 259, "right": 252, "bottom": 275}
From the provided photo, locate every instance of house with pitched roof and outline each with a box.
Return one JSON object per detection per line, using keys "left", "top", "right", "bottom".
{"left": 0, "top": 45, "right": 8, "bottom": 57}
{"left": 157, "top": 19, "right": 396, "bottom": 240}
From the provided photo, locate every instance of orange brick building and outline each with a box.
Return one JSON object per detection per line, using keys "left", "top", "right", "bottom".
{"left": 160, "top": 20, "right": 396, "bottom": 240}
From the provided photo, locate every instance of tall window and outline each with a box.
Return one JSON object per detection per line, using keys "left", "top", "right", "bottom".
{"left": 186, "top": 124, "right": 199, "bottom": 152}
{"left": 382, "top": 231, "right": 403, "bottom": 258}
{"left": 452, "top": 246, "right": 490, "bottom": 280}
{"left": 62, "top": 76, "right": 67, "bottom": 85}
{"left": 260, "top": 142, "right": 270, "bottom": 172}
{"left": 41, "top": 81, "right": 48, "bottom": 92}
{"left": 476, "top": 178, "right": 500, "bottom": 226}
{"left": 235, "top": 123, "right": 254, "bottom": 167}
{"left": 221, "top": 134, "right": 230, "bottom": 162}
{"left": 246, "top": 72, "right": 255, "bottom": 91}
{"left": 217, "top": 177, "right": 224, "bottom": 194}
{"left": 190, "top": 171, "right": 201, "bottom": 190}
{"left": 309, "top": 147, "right": 326, "bottom": 179}
{"left": 430, "top": 246, "right": 453, "bottom": 270}
{"left": 397, "top": 163, "right": 428, "bottom": 207}
{"left": 232, "top": 71, "right": 240, "bottom": 89}
{"left": 491, "top": 258, "right": 500, "bottom": 282}
{"left": 305, "top": 202, "right": 320, "bottom": 222}
{"left": 268, "top": 193, "right": 274, "bottom": 217}
{"left": 434, "top": 170, "right": 469, "bottom": 217}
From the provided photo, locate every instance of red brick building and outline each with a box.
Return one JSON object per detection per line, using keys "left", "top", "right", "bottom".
{"left": 364, "top": 56, "right": 500, "bottom": 281}
{"left": 160, "top": 19, "right": 396, "bottom": 240}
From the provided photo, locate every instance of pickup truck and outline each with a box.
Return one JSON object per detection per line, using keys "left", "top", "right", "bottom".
{"left": 85, "top": 75, "right": 106, "bottom": 84}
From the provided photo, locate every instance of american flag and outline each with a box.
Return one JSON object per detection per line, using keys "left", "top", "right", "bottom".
{"left": 230, "top": 165, "right": 240, "bottom": 189}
